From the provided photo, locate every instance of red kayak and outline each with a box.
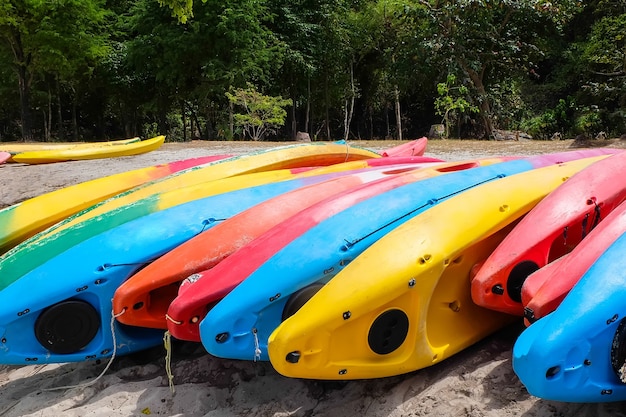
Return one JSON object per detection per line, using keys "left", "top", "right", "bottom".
{"left": 521, "top": 200, "right": 626, "bottom": 325}
{"left": 379, "top": 137, "right": 427, "bottom": 157}
{"left": 471, "top": 150, "right": 626, "bottom": 316}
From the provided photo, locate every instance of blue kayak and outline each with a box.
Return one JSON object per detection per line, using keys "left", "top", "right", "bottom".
{"left": 513, "top": 230, "right": 626, "bottom": 402}
{"left": 198, "top": 151, "right": 609, "bottom": 362}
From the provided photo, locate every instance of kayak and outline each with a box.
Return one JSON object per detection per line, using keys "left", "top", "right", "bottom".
{"left": 513, "top": 230, "right": 626, "bottom": 402}
{"left": 471, "top": 150, "right": 626, "bottom": 316}
{"left": 0, "top": 137, "right": 140, "bottom": 156}
{"left": 193, "top": 151, "right": 609, "bottom": 359}
{"left": 266, "top": 156, "right": 607, "bottom": 379}
{"left": 521, "top": 200, "right": 626, "bottom": 325}
{"left": 11, "top": 135, "right": 165, "bottom": 164}
{"left": 379, "top": 137, "right": 427, "bottom": 157}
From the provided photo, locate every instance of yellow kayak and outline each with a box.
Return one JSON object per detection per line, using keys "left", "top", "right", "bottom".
{"left": 10, "top": 136, "right": 164, "bottom": 164}
{"left": 267, "top": 155, "right": 608, "bottom": 380}
{"left": 19, "top": 142, "right": 380, "bottom": 248}
{"left": 0, "top": 137, "right": 140, "bottom": 154}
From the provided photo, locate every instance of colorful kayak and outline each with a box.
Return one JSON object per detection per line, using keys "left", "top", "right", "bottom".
{"left": 178, "top": 151, "right": 606, "bottom": 352}
{"left": 521, "top": 200, "right": 626, "bottom": 325}
{"left": 379, "top": 137, "right": 427, "bottom": 157}
{"left": 470, "top": 150, "right": 626, "bottom": 316}
{"left": 513, "top": 231, "right": 626, "bottom": 402}
{"left": 25, "top": 142, "right": 381, "bottom": 245}
{"left": 0, "top": 152, "right": 10, "bottom": 164}
{"left": 0, "top": 137, "right": 140, "bottom": 155}
{"left": 0, "top": 154, "right": 231, "bottom": 254}
{"left": 11, "top": 135, "right": 165, "bottom": 164}
{"left": 113, "top": 158, "right": 493, "bottom": 330}
{"left": 266, "top": 156, "right": 606, "bottom": 379}
{"left": 0, "top": 167, "right": 399, "bottom": 364}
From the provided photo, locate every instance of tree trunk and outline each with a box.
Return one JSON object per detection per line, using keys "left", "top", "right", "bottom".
{"left": 369, "top": 106, "right": 373, "bottom": 140}
{"left": 394, "top": 85, "right": 402, "bottom": 140}
{"left": 462, "top": 63, "right": 493, "bottom": 139}
{"left": 72, "top": 98, "right": 78, "bottom": 141}
{"left": 46, "top": 87, "right": 52, "bottom": 141}
{"left": 229, "top": 101, "right": 234, "bottom": 140}
{"left": 324, "top": 73, "right": 331, "bottom": 140}
{"left": 11, "top": 30, "right": 33, "bottom": 142}
{"left": 344, "top": 61, "right": 355, "bottom": 142}
{"left": 385, "top": 103, "right": 390, "bottom": 139}
{"left": 56, "top": 78, "right": 64, "bottom": 140}
{"left": 182, "top": 100, "right": 187, "bottom": 141}
{"left": 191, "top": 108, "right": 203, "bottom": 139}
{"left": 305, "top": 76, "right": 310, "bottom": 134}
{"left": 291, "top": 88, "right": 297, "bottom": 140}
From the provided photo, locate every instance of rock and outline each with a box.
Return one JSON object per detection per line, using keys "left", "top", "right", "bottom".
{"left": 492, "top": 129, "right": 533, "bottom": 141}
{"left": 295, "top": 131, "right": 311, "bottom": 142}
{"left": 428, "top": 124, "right": 446, "bottom": 139}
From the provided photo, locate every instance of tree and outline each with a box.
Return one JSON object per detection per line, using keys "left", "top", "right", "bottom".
{"left": 226, "top": 84, "right": 291, "bottom": 141}
{"left": 0, "top": 0, "right": 110, "bottom": 140}
{"left": 410, "top": 0, "right": 583, "bottom": 138}
{"left": 434, "top": 74, "right": 478, "bottom": 138}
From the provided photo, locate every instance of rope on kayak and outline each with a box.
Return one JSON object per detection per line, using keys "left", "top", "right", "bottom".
{"left": 40, "top": 306, "right": 125, "bottom": 392}
{"left": 165, "top": 314, "right": 183, "bottom": 325}
{"left": 581, "top": 212, "right": 590, "bottom": 240}
{"left": 163, "top": 331, "right": 176, "bottom": 394}
{"left": 252, "top": 328, "right": 262, "bottom": 362}
{"left": 343, "top": 174, "right": 506, "bottom": 249}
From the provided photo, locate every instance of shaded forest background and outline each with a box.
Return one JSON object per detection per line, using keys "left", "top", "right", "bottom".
{"left": 0, "top": 0, "right": 624, "bottom": 142}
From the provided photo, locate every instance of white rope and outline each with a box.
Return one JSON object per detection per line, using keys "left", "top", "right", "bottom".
{"left": 163, "top": 331, "right": 176, "bottom": 394}
{"left": 252, "top": 328, "right": 261, "bottom": 362}
{"left": 41, "top": 306, "right": 125, "bottom": 392}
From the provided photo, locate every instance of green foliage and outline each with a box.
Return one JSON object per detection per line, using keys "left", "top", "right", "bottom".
{"left": 434, "top": 74, "right": 478, "bottom": 138}
{"left": 226, "top": 84, "right": 291, "bottom": 141}
{"left": 1, "top": 0, "right": 625, "bottom": 142}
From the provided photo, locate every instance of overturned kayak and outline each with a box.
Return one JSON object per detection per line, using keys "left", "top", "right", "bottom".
{"left": 11, "top": 136, "right": 165, "bottom": 164}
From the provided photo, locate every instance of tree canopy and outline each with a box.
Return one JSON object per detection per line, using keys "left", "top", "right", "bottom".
{"left": 0, "top": 0, "right": 623, "bottom": 142}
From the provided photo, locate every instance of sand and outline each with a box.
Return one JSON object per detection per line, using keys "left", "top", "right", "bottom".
{"left": 1, "top": 139, "right": 625, "bottom": 417}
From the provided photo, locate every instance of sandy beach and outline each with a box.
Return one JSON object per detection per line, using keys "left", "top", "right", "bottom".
{"left": 1, "top": 139, "right": 626, "bottom": 417}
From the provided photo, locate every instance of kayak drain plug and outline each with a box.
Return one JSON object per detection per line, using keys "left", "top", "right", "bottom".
{"left": 491, "top": 284, "right": 504, "bottom": 295}
{"left": 215, "top": 332, "right": 229, "bottom": 343}
{"left": 286, "top": 351, "right": 301, "bottom": 363}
